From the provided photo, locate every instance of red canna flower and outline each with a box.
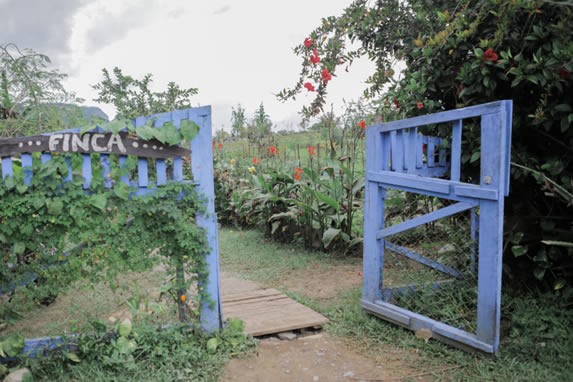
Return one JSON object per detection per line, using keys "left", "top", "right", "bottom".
{"left": 357, "top": 120, "right": 366, "bottom": 130}
{"left": 417, "top": 101, "right": 424, "bottom": 110}
{"left": 252, "top": 156, "right": 260, "bottom": 165}
{"left": 310, "top": 49, "right": 320, "bottom": 64}
{"left": 483, "top": 48, "right": 498, "bottom": 63}
{"left": 304, "top": 82, "right": 315, "bottom": 92}
{"left": 218, "top": 142, "right": 223, "bottom": 149}
{"left": 268, "top": 146, "right": 278, "bottom": 155}
{"left": 294, "top": 167, "right": 304, "bottom": 181}
{"left": 307, "top": 145, "right": 316, "bottom": 157}
{"left": 321, "top": 68, "right": 332, "bottom": 82}
{"left": 393, "top": 98, "right": 401, "bottom": 108}
{"left": 304, "top": 37, "right": 312, "bottom": 48}
{"left": 180, "top": 294, "right": 186, "bottom": 303}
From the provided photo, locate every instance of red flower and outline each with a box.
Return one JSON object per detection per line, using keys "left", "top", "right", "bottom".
{"left": 307, "top": 145, "right": 316, "bottom": 157}
{"left": 310, "top": 49, "right": 320, "bottom": 64}
{"left": 416, "top": 102, "right": 424, "bottom": 110}
{"left": 483, "top": 48, "right": 498, "bottom": 63}
{"left": 321, "top": 68, "right": 332, "bottom": 82}
{"left": 304, "top": 37, "right": 312, "bottom": 48}
{"left": 393, "top": 98, "right": 401, "bottom": 108}
{"left": 252, "top": 156, "right": 260, "bottom": 165}
{"left": 294, "top": 167, "right": 304, "bottom": 181}
{"left": 357, "top": 120, "right": 366, "bottom": 130}
{"left": 304, "top": 82, "right": 315, "bottom": 92}
{"left": 217, "top": 142, "right": 223, "bottom": 149}
{"left": 268, "top": 146, "right": 278, "bottom": 155}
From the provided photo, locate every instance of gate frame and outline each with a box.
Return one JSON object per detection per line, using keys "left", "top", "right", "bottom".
{"left": 362, "top": 100, "right": 512, "bottom": 354}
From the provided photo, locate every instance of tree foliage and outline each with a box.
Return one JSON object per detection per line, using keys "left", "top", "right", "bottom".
{"left": 92, "top": 67, "right": 198, "bottom": 120}
{"left": 281, "top": 0, "right": 573, "bottom": 289}
{"left": 0, "top": 43, "right": 82, "bottom": 137}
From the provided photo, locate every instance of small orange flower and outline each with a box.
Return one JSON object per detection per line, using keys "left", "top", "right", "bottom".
{"left": 357, "top": 120, "right": 366, "bottom": 130}
{"left": 252, "top": 156, "right": 260, "bottom": 165}
{"left": 268, "top": 146, "right": 278, "bottom": 155}
{"left": 416, "top": 101, "right": 424, "bottom": 110}
{"left": 218, "top": 142, "right": 223, "bottom": 149}
{"left": 180, "top": 294, "right": 186, "bottom": 303}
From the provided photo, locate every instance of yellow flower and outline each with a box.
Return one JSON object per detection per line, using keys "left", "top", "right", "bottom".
{"left": 248, "top": 166, "right": 256, "bottom": 173}
{"left": 229, "top": 159, "right": 236, "bottom": 165}
{"left": 414, "top": 37, "right": 423, "bottom": 47}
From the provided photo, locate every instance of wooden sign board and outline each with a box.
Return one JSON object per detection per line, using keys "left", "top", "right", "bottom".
{"left": 0, "top": 132, "right": 190, "bottom": 159}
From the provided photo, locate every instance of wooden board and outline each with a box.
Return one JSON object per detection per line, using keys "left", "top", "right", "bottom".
{"left": 222, "top": 288, "right": 328, "bottom": 336}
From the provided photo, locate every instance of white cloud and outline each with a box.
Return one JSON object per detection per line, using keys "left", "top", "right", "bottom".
{"left": 62, "top": 0, "right": 376, "bottom": 132}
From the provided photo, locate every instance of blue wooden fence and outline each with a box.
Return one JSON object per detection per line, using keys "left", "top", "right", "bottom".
{"left": 362, "top": 100, "right": 512, "bottom": 353}
{"left": 0, "top": 106, "right": 223, "bottom": 353}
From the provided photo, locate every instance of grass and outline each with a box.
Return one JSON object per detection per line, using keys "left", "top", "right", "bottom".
{"left": 218, "top": 227, "right": 573, "bottom": 381}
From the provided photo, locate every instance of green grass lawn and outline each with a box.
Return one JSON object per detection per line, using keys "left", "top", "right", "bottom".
{"left": 219, "top": 227, "right": 573, "bottom": 381}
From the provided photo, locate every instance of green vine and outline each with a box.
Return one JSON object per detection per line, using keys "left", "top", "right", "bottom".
{"left": 0, "top": 150, "right": 210, "bottom": 324}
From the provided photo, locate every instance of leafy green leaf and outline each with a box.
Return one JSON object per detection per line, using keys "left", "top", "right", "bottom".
{"left": 206, "top": 337, "right": 220, "bottom": 354}
{"left": 511, "top": 245, "right": 528, "bottom": 257}
{"left": 118, "top": 318, "right": 132, "bottom": 337}
{"left": 89, "top": 194, "right": 108, "bottom": 210}
{"left": 65, "top": 351, "right": 81, "bottom": 363}
{"left": 322, "top": 227, "right": 341, "bottom": 249}
{"left": 180, "top": 120, "right": 200, "bottom": 142}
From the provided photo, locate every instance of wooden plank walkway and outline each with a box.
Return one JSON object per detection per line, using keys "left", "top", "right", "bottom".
{"left": 220, "top": 273, "right": 328, "bottom": 336}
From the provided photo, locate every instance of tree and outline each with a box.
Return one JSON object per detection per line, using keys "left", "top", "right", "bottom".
{"left": 249, "top": 102, "right": 272, "bottom": 140}
{"left": 0, "top": 43, "right": 82, "bottom": 137}
{"left": 280, "top": 0, "right": 573, "bottom": 289}
{"left": 230, "top": 104, "right": 247, "bottom": 138}
{"left": 92, "top": 67, "right": 198, "bottom": 119}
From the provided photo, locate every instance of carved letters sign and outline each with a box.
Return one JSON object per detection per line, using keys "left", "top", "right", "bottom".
{"left": 0, "top": 132, "right": 190, "bottom": 159}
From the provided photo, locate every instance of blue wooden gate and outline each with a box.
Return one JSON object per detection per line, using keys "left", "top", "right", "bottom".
{"left": 0, "top": 106, "right": 223, "bottom": 351}
{"left": 362, "top": 101, "right": 512, "bottom": 353}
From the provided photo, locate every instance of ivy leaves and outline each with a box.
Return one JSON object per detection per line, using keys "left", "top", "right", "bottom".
{"left": 79, "top": 118, "right": 199, "bottom": 147}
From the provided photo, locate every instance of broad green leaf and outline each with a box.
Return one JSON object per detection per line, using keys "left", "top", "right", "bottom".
{"left": 159, "top": 123, "right": 181, "bottom": 145}
{"left": 206, "top": 337, "right": 220, "bottom": 354}
{"left": 227, "top": 318, "right": 244, "bottom": 333}
{"left": 114, "top": 183, "right": 131, "bottom": 200}
{"left": 65, "top": 351, "right": 81, "bottom": 363}
{"left": 533, "top": 267, "right": 546, "bottom": 280}
{"left": 89, "top": 194, "right": 108, "bottom": 210}
{"left": 322, "top": 227, "right": 341, "bottom": 249}
{"left": 0, "top": 334, "right": 24, "bottom": 357}
{"left": 13, "top": 242, "right": 26, "bottom": 255}
{"left": 116, "top": 337, "right": 137, "bottom": 354}
{"left": 136, "top": 125, "right": 155, "bottom": 141}
{"left": 312, "top": 190, "right": 339, "bottom": 211}
{"left": 16, "top": 183, "right": 28, "bottom": 194}
{"left": 118, "top": 318, "right": 132, "bottom": 337}
{"left": 46, "top": 198, "right": 64, "bottom": 215}
{"left": 180, "top": 120, "right": 200, "bottom": 141}
{"left": 106, "top": 119, "right": 129, "bottom": 134}
{"left": 511, "top": 245, "right": 528, "bottom": 257}
{"left": 470, "top": 151, "right": 480, "bottom": 163}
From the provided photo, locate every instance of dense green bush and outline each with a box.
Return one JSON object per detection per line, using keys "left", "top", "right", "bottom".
{"left": 280, "top": 0, "right": 573, "bottom": 290}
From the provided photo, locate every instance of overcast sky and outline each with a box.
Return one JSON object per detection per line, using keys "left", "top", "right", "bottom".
{"left": 0, "top": 0, "right": 375, "bottom": 132}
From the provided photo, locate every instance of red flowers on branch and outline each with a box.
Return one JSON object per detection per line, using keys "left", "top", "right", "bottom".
{"left": 304, "top": 82, "right": 315, "bottom": 92}
{"left": 417, "top": 102, "right": 424, "bottom": 110}
{"left": 357, "top": 120, "right": 366, "bottom": 130}
{"left": 217, "top": 142, "right": 223, "bottom": 149}
{"left": 268, "top": 146, "right": 278, "bottom": 155}
{"left": 307, "top": 145, "right": 316, "bottom": 157}
{"left": 483, "top": 48, "right": 499, "bottom": 63}
{"left": 321, "top": 68, "right": 332, "bottom": 82}
{"left": 304, "top": 37, "right": 312, "bottom": 48}
{"left": 310, "top": 49, "right": 320, "bottom": 64}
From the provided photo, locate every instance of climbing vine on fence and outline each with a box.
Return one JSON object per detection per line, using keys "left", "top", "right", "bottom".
{"left": 0, "top": 154, "right": 209, "bottom": 322}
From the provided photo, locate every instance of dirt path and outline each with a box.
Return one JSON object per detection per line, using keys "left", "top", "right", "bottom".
{"left": 220, "top": 268, "right": 430, "bottom": 382}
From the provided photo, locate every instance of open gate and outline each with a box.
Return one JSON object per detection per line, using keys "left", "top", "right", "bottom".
{"left": 362, "top": 101, "right": 512, "bottom": 353}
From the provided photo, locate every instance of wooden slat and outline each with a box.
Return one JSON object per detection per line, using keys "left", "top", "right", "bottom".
{"left": 221, "top": 288, "right": 328, "bottom": 336}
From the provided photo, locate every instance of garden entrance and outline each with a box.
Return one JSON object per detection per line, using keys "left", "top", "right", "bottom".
{"left": 362, "top": 101, "right": 512, "bottom": 354}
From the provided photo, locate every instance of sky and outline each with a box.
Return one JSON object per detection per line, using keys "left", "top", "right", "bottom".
{"left": 0, "top": 0, "right": 375, "bottom": 132}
